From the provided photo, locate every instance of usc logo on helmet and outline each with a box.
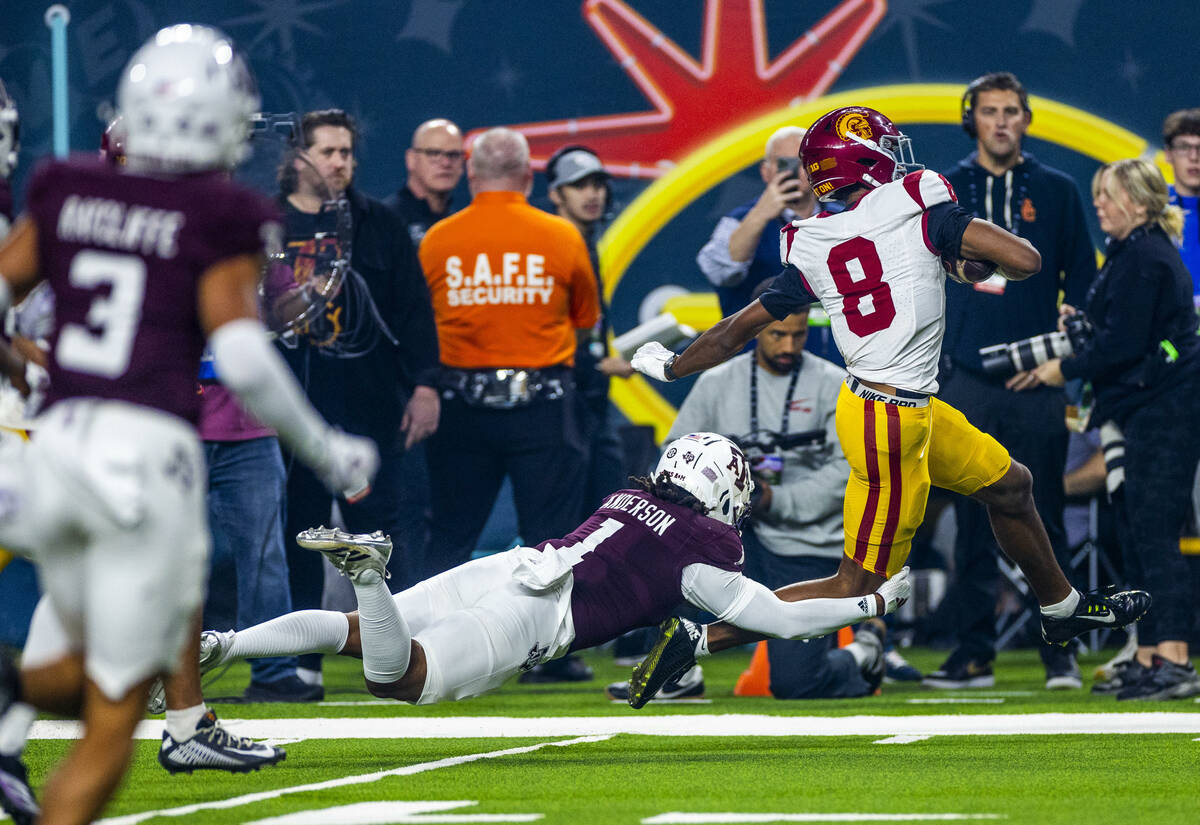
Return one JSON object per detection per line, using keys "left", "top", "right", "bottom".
{"left": 834, "top": 111, "right": 874, "bottom": 141}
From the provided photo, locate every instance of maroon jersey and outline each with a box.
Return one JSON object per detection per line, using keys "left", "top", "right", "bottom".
{"left": 0, "top": 178, "right": 12, "bottom": 228}
{"left": 25, "top": 157, "right": 279, "bottom": 424}
{"left": 550, "top": 488, "right": 744, "bottom": 652}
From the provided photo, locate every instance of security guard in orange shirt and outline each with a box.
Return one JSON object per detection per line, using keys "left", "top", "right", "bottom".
{"left": 419, "top": 127, "right": 600, "bottom": 577}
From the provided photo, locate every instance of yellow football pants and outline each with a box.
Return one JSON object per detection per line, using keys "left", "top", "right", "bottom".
{"left": 836, "top": 382, "right": 1010, "bottom": 577}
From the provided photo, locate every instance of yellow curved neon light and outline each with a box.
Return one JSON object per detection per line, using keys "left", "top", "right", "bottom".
{"left": 599, "top": 83, "right": 1150, "bottom": 441}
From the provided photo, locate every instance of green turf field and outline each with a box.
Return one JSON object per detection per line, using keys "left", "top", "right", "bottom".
{"left": 18, "top": 645, "right": 1200, "bottom": 824}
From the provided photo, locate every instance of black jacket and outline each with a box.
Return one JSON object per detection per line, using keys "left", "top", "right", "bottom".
{"left": 382, "top": 185, "right": 454, "bottom": 248}
{"left": 1060, "top": 223, "right": 1200, "bottom": 425}
{"left": 280, "top": 186, "right": 439, "bottom": 447}
{"left": 942, "top": 152, "right": 1097, "bottom": 378}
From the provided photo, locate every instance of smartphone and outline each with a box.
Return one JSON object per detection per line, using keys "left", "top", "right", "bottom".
{"left": 775, "top": 156, "right": 800, "bottom": 178}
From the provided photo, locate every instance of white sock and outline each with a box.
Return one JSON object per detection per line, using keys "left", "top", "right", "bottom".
{"left": 0, "top": 702, "right": 36, "bottom": 757}
{"left": 1040, "top": 589, "right": 1081, "bottom": 618}
{"left": 843, "top": 641, "right": 872, "bottom": 669}
{"left": 354, "top": 569, "right": 412, "bottom": 683}
{"left": 165, "top": 704, "right": 208, "bottom": 742}
{"left": 693, "top": 623, "right": 710, "bottom": 658}
{"left": 227, "top": 609, "right": 350, "bottom": 660}
{"left": 296, "top": 667, "right": 323, "bottom": 687}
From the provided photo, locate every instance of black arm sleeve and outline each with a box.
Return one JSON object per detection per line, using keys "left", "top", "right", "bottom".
{"left": 759, "top": 264, "right": 818, "bottom": 320}
{"left": 925, "top": 201, "right": 975, "bottom": 258}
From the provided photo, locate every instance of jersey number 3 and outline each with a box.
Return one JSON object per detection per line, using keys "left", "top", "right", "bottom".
{"left": 827, "top": 237, "right": 895, "bottom": 336}
{"left": 56, "top": 250, "right": 147, "bottom": 378}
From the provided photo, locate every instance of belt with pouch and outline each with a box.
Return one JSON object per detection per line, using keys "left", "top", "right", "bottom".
{"left": 440, "top": 366, "right": 569, "bottom": 410}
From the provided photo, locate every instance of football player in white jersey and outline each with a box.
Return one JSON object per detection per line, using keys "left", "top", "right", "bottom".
{"left": 627, "top": 105, "right": 1149, "bottom": 707}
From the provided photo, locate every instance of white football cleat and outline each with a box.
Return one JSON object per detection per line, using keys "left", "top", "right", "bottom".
{"left": 297, "top": 526, "right": 392, "bottom": 583}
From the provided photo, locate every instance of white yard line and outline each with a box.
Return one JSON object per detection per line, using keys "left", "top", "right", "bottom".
{"left": 93, "top": 735, "right": 611, "bottom": 825}
{"left": 643, "top": 815, "right": 1005, "bottom": 823}
{"left": 31, "top": 713, "right": 1200, "bottom": 742}
{"left": 873, "top": 735, "right": 932, "bottom": 744}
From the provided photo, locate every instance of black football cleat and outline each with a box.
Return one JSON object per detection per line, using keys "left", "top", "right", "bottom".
{"left": 0, "top": 753, "right": 38, "bottom": 825}
{"left": 1041, "top": 589, "right": 1152, "bottom": 646}
{"left": 627, "top": 617, "right": 700, "bottom": 710}
{"left": 158, "top": 711, "right": 286, "bottom": 774}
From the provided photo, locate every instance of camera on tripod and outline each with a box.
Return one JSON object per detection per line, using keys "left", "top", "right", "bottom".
{"left": 979, "top": 312, "right": 1093, "bottom": 378}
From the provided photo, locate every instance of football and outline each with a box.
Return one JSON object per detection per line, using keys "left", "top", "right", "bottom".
{"left": 940, "top": 253, "right": 997, "bottom": 285}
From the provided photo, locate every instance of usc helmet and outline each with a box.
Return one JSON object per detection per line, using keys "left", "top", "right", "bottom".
{"left": 655, "top": 433, "right": 753, "bottom": 528}
{"left": 800, "top": 106, "right": 921, "bottom": 202}
{"left": 117, "top": 24, "right": 259, "bottom": 172}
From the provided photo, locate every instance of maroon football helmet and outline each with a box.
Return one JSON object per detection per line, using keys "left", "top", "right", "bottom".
{"left": 800, "top": 106, "right": 921, "bottom": 202}
{"left": 99, "top": 115, "right": 127, "bottom": 166}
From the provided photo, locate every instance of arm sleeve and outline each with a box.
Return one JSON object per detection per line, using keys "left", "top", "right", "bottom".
{"left": 925, "top": 202, "right": 975, "bottom": 258}
{"left": 758, "top": 264, "right": 817, "bottom": 320}
{"left": 681, "top": 563, "right": 876, "bottom": 637}
{"left": 697, "top": 216, "right": 752, "bottom": 287}
{"left": 1058, "top": 183, "right": 1099, "bottom": 307}
{"left": 209, "top": 318, "right": 331, "bottom": 472}
{"left": 390, "top": 218, "right": 440, "bottom": 388}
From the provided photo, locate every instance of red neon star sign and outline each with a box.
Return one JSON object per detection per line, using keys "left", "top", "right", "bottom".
{"left": 469, "top": 0, "right": 885, "bottom": 179}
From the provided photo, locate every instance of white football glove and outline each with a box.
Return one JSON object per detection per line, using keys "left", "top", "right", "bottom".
{"left": 316, "top": 431, "right": 380, "bottom": 503}
{"left": 631, "top": 341, "right": 677, "bottom": 382}
{"left": 876, "top": 565, "right": 911, "bottom": 615}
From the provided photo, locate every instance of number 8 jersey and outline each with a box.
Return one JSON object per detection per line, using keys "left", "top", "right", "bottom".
{"left": 765, "top": 170, "right": 964, "bottom": 395}
{"left": 25, "top": 157, "right": 280, "bottom": 425}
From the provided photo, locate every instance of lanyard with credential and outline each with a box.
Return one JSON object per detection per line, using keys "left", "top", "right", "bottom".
{"left": 748, "top": 358, "right": 802, "bottom": 442}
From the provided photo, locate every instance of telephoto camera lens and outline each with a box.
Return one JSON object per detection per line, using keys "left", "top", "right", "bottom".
{"left": 979, "top": 331, "right": 1074, "bottom": 378}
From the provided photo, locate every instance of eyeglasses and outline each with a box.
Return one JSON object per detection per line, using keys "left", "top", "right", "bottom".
{"left": 411, "top": 147, "right": 465, "bottom": 162}
{"left": 1168, "top": 141, "right": 1200, "bottom": 157}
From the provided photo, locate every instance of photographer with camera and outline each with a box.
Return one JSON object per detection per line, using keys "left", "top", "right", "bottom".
{"left": 698, "top": 126, "right": 818, "bottom": 317}
{"left": 928, "top": 72, "right": 1097, "bottom": 691}
{"left": 611, "top": 283, "right": 889, "bottom": 701}
{"left": 1031, "top": 159, "right": 1200, "bottom": 700}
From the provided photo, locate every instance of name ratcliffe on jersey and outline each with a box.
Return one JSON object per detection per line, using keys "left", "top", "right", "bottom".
{"left": 25, "top": 157, "right": 279, "bottom": 425}
{"left": 776, "top": 170, "right": 957, "bottom": 395}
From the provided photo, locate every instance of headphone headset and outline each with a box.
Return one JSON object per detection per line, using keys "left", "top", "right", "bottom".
{"left": 960, "top": 73, "right": 1032, "bottom": 140}
{"left": 546, "top": 143, "right": 613, "bottom": 217}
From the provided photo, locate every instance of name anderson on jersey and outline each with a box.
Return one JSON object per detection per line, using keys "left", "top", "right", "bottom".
{"left": 56, "top": 195, "right": 184, "bottom": 259}
{"left": 599, "top": 492, "right": 677, "bottom": 536}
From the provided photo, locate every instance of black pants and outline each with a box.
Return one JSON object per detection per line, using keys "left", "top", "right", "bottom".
{"left": 937, "top": 369, "right": 1070, "bottom": 662}
{"left": 284, "top": 440, "right": 412, "bottom": 671}
{"left": 577, "top": 397, "right": 628, "bottom": 522}
{"left": 1113, "top": 374, "right": 1200, "bottom": 645}
{"left": 424, "top": 389, "right": 587, "bottom": 578}
{"left": 742, "top": 531, "right": 870, "bottom": 700}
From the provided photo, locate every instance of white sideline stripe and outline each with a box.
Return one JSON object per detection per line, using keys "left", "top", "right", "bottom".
{"left": 93, "top": 736, "right": 610, "bottom": 825}
{"left": 643, "top": 815, "right": 1005, "bottom": 823}
{"left": 245, "top": 800, "right": 541, "bottom": 825}
{"left": 873, "top": 735, "right": 931, "bottom": 744}
{"left": 31, "top": 713, "right": 1200, "bottom": 741}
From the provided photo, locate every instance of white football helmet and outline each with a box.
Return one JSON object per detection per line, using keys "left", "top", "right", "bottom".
{"left": 117, "top": 24, "right": 259, "bottom": 172}
{"left": 0, "top": 78, "right": 18, "bottom": 179}
{"left": 655, "top": 433, "right": 753, "bottom": 527}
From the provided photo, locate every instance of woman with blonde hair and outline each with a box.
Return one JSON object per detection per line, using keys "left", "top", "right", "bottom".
{"left": 1034, "top": 157, "right": 1200, "bottom": 700}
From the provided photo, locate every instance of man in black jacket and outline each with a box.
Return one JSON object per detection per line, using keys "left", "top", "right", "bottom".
{"left": 278, "top": 109, "right": 440, "bottom": 691}
{"left": 384, "top": 118, "right": 465, "bottom": 247}
{"left": 928, "top": 73, "right": 1097, "bottom": 691}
